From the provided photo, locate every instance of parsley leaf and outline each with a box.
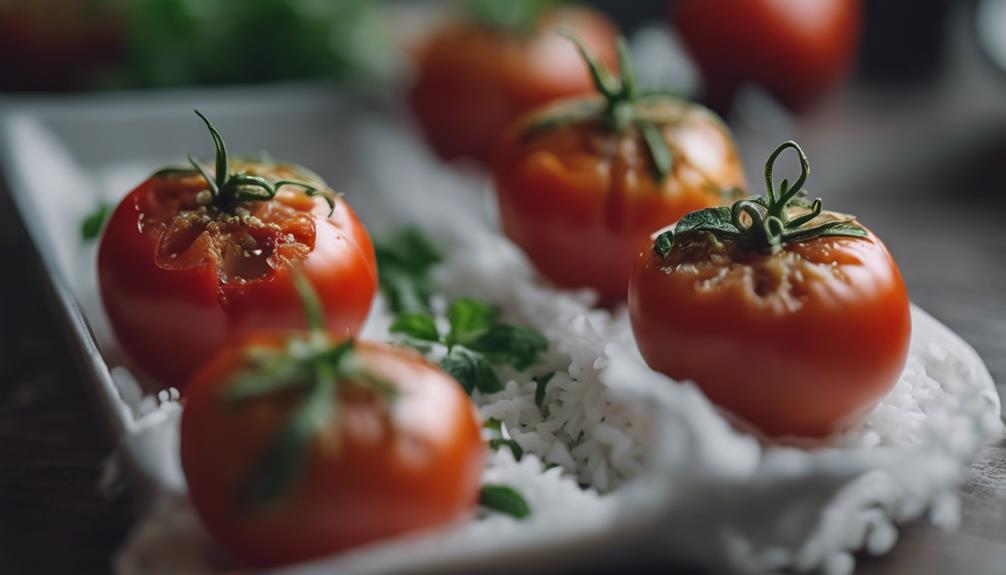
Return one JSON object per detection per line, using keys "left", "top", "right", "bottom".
{"left": 439, "top": 299, "right": 548, "bottom": 395}
{"left": 469, "top": 324, "right": 548, "bottom": 371}
{"left": 484, "top": 418, "right": 524, "bottom": 461}
{"left": 479, "top": 484, "right": 531, "bottom": 519}
{"left": 446, "top": 297, "right": 499, "bottom": 347}
{"left": 375, "top": 227, "right": 442, "bottom": 314}
{"left": 81, "top": 203, "right": 111, "bottom": 241}
{"left": 441, "top": 346, "right": 502, "bottom": 395}
{"left": 376, "top": 227, "right": 549, "bottom": 396}
{"left": 389, "top": 313, "right": 440, "bottom": 343}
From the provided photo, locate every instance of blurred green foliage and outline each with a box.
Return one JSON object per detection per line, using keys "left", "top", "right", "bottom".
{"left": 109, "top": 0, "right": 393, "bottom": 88}
{"left": 0, "top": 0, "right": 393, "bottom": 91}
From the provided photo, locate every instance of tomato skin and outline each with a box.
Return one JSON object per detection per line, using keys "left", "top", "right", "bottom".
{"left": 673, "top": 0, "right": 861, "bottom": 111}
{"left": 181, "top": 337, "right": 485, "bottom": 568}
{"left": 97, "top": 176, "right": 377, "bottom": 388}
{"left": 629, "top": 227, "right": 910, "bottom": 437}
{"left": 410, "top": 6, "right": 618, "bottom": 165}
{"left": 493, "top": 99, "right": 745, "bottom": 303}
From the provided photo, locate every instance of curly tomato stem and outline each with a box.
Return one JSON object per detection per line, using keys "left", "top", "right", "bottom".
{"left": 654, "top": 141, "right": 868, "bottom": 257}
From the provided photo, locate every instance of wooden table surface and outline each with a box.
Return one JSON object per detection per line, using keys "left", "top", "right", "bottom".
{"left": 2, "top": 12, "right": 1006, "bottom": 575}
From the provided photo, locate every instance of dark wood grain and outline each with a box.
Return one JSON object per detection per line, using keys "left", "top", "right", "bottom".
{"left": 0, "top": 185, "right": 132, "bottom": 574}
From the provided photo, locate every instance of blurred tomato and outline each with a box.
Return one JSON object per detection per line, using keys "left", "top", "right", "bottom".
{"left": 493, "top": 34, "right": 744, "bottom": 303}
{"left": 672, "top": 0, "right": 861, "bottom": 111}
{"left": 410, "top": 4, "right": 619, "bottom": 165}
{"left": 182, "top": 336, "right": 485, "bottom": 567}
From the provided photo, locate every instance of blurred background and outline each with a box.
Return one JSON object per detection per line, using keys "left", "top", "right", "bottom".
{"left": 4, "top": 0, "right": 999, "bottom": 367}
{"left": 0, "top": 0, "right": 995, "bottom": 97}
{"left": 2, "top": 1, "right": 1006, "bottom": 573}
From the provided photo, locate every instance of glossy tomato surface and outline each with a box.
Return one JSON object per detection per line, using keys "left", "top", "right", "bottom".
{"left": 181, "top": 337, "right": 486, "bottom": 567}
{"left": 98, "top": 164, "right": 377, "bottom": 388}
{"left": 673, "top": 0, "right": 860, "bottom": 111}
{"left": 494, "top": 98, "right": 745, "bottom": 303}
{"left": 629, "top": 226, "right": 910, "bottom": 437}
{"left": 410, "top": 5, "right": 618, "bottom": 164}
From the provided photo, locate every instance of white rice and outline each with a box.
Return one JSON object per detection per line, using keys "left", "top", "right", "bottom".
{"left": 87, "top": 113, "right": 1003, "bottom": 575}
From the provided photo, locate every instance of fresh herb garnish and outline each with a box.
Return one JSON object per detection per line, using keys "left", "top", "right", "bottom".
{"left": 525, "top": 31, "right": 676, "bottom": 182}
{"left": 376, "top": 228, "right": 547, "bottom": 394}
{"left": 375, "top": 227, "right": 443, "bottom": 315}
{"left": 472, "top": 324, "right": 550, "bottom": 371}
{"left": 390, "top": 297, "right": 548, "bottom": 395}
{"left": 223, "top": 270, "right": 393, "bottom": 512}
{"left": 177, "top": 110, "right": 337, "bottom": 215}
{"left": 533, "top": 371, "right": 555, "bottom": 415}
{"left": 441, "top": 345, "right": 502, "bottom": 394}
{"left": 484, "top": 418, "right": 524, "bottom": 461}
{"left": 81, "top": 202, "right": 111, "bottom": 241}
{"left": 445, "top": 297, "right": 499, "bottom": 347}
{"left": 479, "top": 484, "right": 531, "bottom": 519}
{"left": 468, "top": 0, "right": 557, "bottom": 35}
{"left": 389, "top": 313, "right": 440, "bottom": 344}
{"left": 653, "top": 141, "right": 868, "bottom": 257}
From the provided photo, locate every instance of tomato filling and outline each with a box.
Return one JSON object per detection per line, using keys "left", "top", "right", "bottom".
{"left": 661, "top": 235, "right": 848, "bottom": 313}
{"left": 138, "top": 169, "right": 319, "bottom": 287}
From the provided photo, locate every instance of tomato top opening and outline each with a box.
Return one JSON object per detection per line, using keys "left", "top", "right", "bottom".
{"left": 656, "top": 226, "right": 869, "bottom": 313}
{"left": 137, "top": 162, "right": 326, "bottom": 292}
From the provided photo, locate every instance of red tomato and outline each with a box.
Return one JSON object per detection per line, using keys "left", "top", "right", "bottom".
{"left": 410, "top": 5, "right": 619, "bottom": 164}
{"left": 629, "top": 142, "right": 910, "bottom": 437}
{"left": 673, "top": 0, "right": 861, "bottom": 111}
{"left": 98, "top": 115, "right": 377, "bottom": 388}
{"left": 181, "top": 336, "right": 485, "bottom": 567}
{"left": 493, "top": 35, "right": 745, "bottom": 303}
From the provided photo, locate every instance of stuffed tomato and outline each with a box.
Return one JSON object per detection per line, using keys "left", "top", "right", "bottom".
{"left": 98, "top": 112, "right": 377, "bottom": 388}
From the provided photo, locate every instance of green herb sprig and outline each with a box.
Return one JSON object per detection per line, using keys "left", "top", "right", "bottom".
{"left": 374, "top": 226, "right": 443, "bottom": 315}
{"left": 654, "top": 141, "right": 868, "bottom": 257}
{"left": 222, "top": 270, "right": 394, "bottom": 512}
{"left": 375, "top": 228, "right": 548, "bottom": 394}
{"left": 81, "top": 202, "right": 111, "bottom": 241}
{"left": 479, "top": 484, "right": 531, "bottom": 519}
{"left": 391, "top": 297, "right": 548, "bottom": 395}
{"left": 525, "top": 31, "right": 676, "bottom": 182}
{"left": 484, "top": 418, "right": 524, "bottom": 461}
{"left": 533, "top": 371, "right": 555, "bottom": 416}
